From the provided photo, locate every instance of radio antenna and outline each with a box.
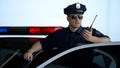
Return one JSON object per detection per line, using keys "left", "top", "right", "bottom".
{"left": 89, "top": 15, "right": 97, "bottom": 29}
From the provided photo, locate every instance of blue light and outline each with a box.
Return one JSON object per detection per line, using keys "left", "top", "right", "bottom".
{"left": 0, "top": 27, "right": 7, "bottom": 33}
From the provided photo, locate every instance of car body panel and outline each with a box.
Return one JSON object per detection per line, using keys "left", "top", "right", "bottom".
{"left": 0, "top": 27, "right": 120, "bottom": 68}
{"left": 37, "top": 42, "right": 120, "bottom": 68}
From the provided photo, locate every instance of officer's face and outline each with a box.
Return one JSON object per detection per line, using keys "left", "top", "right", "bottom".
{"left": 67, "top": 14, "right": 83, "bottom": 28}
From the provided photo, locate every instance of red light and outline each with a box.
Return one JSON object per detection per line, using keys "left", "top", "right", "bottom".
{"left": 29, "top": 27, "right": 63, "bottom": 35}
{"left": 29, "top": 27, "right": 41, "bottom": 34}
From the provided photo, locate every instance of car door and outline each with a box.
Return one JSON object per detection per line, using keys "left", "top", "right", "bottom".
{"left": 37, "top": 42, "right": 120, "bottom": 68}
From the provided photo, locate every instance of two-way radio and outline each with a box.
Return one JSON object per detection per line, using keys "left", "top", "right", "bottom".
{"left": 87, "top": 15, "right": 97, "bottom": 31}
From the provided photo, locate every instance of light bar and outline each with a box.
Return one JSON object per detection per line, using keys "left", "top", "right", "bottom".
{"left": 29, "top": 27, "right": 63, "bottom": 35}
{"left": 0, "top": 26, "right": 63, "bottom": 35}
{"left": 0, "top": 27, "right": 7, "bottom": 33}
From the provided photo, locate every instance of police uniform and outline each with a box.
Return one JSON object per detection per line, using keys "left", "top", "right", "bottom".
{"left": 40, "top": 3, "right": 110, "bottom": 51}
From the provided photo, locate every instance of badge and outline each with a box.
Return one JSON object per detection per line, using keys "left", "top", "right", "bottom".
{"left": 76, "top": 3, "right": 81, "bottom": 9}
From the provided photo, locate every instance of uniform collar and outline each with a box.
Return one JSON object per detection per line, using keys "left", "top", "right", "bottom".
{"left": 67, "top": 26, "right": 84, "bottom": 34}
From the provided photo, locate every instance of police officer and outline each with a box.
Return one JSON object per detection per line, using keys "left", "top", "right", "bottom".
{"left": 24, "top": 2, "right": 111, "bottom": 61}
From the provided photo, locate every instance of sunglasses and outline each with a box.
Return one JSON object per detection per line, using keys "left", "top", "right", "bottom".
{"left": 70, "top": 15, "right": 83, "bottom": 19}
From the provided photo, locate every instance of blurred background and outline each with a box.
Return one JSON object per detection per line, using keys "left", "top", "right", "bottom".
{"left": 0, "top": 0, "right": 120, "bottom": 41}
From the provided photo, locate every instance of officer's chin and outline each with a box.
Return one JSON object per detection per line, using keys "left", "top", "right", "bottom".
{"left": 74, "top": 24, "right": 81, "bottom": 28}
{"left": 73, "top": 26, "right": 81, "bottom": 28}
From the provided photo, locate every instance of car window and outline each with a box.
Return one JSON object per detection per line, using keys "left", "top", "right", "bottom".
{"left": 43, "top": 45, "right": 120, "bottom": 68}
{"left": 44, "top": 48, "right": 95, "bottom": 68}
{"left": 0, "top": 27, "right": 63, "bottom": 68}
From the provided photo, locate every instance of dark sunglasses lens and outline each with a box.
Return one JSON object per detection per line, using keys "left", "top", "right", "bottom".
{"left": 71, "top": 15, "right": 83, "bottom": 19}
{"left": 78, "top": 16, "right": 83, "bottom": 19}
{"left": 71, "top": 16, "right": 77, "bottom": 19}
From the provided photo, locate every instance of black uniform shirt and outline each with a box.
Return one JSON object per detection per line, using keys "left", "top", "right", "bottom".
{"left": 40, "top": 26, "right": 109, "bottom": 50}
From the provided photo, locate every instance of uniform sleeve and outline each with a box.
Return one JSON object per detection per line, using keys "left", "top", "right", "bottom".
{"left": 92, "top": 28, "right": 110, "bottom": 38}
{"left": 40, "top": 30, "right": 60, "bottom": 50}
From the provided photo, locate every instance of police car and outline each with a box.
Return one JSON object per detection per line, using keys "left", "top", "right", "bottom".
{"left": 0, "top": 27, "right": 120, "bottom": 68}
{"left": 0, "top": 26, "right": 63, "bottom": 68}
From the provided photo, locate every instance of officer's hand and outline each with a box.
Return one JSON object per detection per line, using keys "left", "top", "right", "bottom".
{"left": 82, "top": 28, "right": 93, "bottom": 42}
{"left": 24, "top": 52, "right": 33, "bottom": 61}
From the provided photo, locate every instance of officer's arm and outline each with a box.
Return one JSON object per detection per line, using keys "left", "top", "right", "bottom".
{"left": 82, "top": 29, "right": 111, "bottom": 43}
{"left": 27, "top": 41, "right": 42, "bottom": 54}
{"left": 90, "top": 36, "right": 111, "bottom": 43}
{"left": 24, "top": 41, "right": 42, "bottom": 61}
